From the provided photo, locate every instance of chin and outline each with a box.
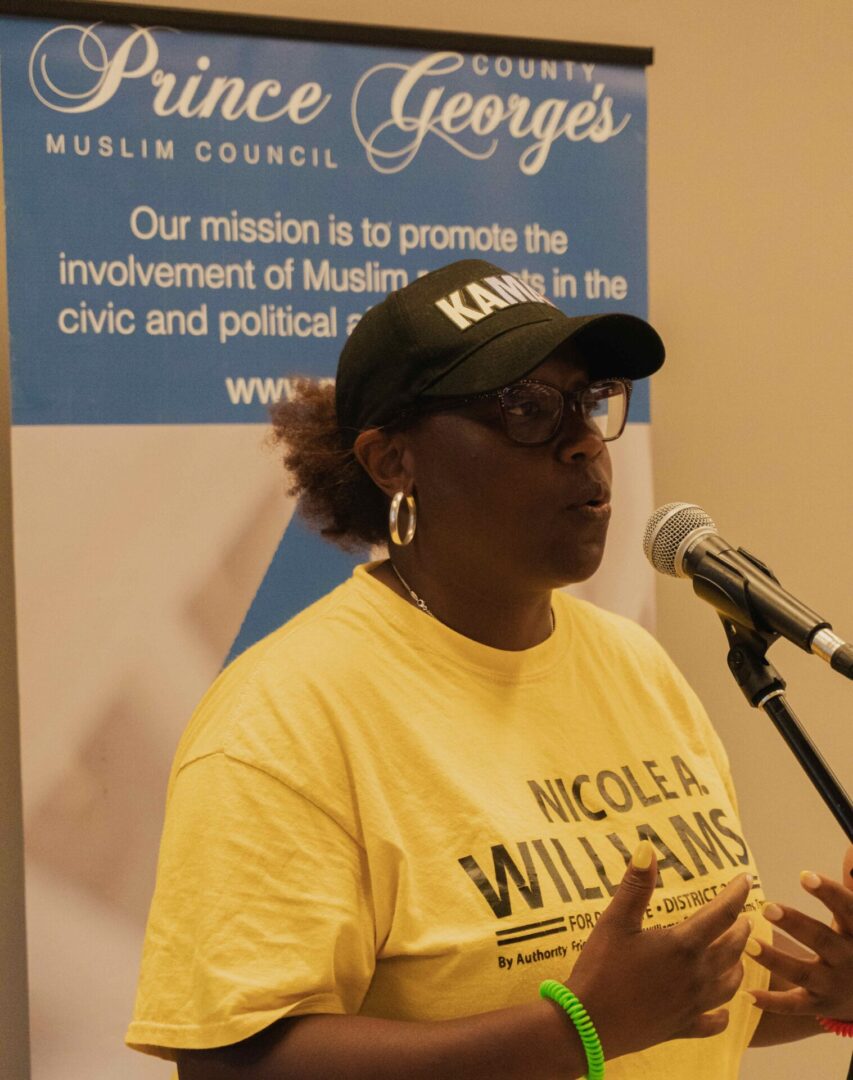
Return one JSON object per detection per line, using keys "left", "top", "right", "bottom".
{"left": 548, "top": 541, "right": 608, "bottom": 588}
{"left": 549, "top": 513, "right": 611, "bottom": 581}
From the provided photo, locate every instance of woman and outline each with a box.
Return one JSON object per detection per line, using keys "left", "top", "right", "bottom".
{"left": 127, "top": 260, "right": 853, "bottom": 1078}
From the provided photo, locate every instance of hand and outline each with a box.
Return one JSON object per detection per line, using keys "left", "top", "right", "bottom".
{"left": 746, "top": 846, "right": 853, "bottom": 1022}
{"left": 565, "top": 840, "right": 753, "bottom": 1060}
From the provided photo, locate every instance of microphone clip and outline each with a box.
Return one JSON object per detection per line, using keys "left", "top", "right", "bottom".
{"left": 719, "top": 615, "right": 785, "bottom": 709}
{"left": 712, "top": 547, "right": 787, "bottom": 709}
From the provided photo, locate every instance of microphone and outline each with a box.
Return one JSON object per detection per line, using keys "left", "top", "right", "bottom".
{"left": 643, "top": 502, "right": 853, "bottom": 680}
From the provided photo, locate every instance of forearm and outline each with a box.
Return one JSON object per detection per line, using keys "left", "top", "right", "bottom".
{"left": 176, "top": 1001, "right": 589, "bottom": 1080}
{"left": 749, "top": 1009, "right": 824, "bottom": 1047}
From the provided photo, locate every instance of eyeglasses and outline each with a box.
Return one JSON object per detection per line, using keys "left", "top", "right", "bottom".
{"left": 412, "top": 377, "right": 632, "bottom": 445}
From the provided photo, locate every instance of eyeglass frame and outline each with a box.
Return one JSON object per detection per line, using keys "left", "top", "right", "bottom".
{"left": 392, "top": 376, "right": 633, "bottom": 446}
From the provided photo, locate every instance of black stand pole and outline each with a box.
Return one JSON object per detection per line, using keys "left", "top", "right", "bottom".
{"left": 721, "top": 618, "right": 853, "bottom": 842}
{"left": 719, "top": 617, "right": 853, "bottom": 1079}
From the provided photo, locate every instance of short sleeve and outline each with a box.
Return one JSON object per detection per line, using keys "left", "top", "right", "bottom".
{"left": 126, "top": 752, "right": 376, "bottom": 1059}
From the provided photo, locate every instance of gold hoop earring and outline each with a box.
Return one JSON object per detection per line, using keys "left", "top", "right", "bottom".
{"left": 389, "top": 491, "right": 417, "bottom": 546}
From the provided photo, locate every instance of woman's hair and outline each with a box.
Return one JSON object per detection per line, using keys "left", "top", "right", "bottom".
{"left": 270, "top": 378, "right": 389, "bottom": 551}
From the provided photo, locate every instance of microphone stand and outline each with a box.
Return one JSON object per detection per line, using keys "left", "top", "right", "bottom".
{"left": 720, "top": 618, "right": 853, "bottom": 841}
{"left": 718, "top": 617, "right": 853, "bottom": 1080}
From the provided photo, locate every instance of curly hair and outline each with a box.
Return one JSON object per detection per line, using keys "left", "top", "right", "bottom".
{"left": 270, "top": 379, "right": 389, "bottom": 551}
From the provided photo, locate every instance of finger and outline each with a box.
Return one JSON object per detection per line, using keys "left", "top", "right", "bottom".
{"left": 800, "top": 871, "right": 853, "bottom": 935}
{"left": 700, "top": 957, "right": 747, "bottom": 1013}
{"left": 751, "top": 920, "right": 853, "bottom": 1021}
{"left": 744, "top": 935, "right": 821, "bottom": 990}
{"left": 747, "top": 985, "right": 818, "bottom": 1016}
{"left": 600, "top": 840, "right": 658, "bottom": 931}
{"left": 763, "top": 901, "right": 848, "bottom": 964}
{"left": 679, "top": 1008, "right": 731, "bottom": 1040}
{"left": 705, "top": 916, "right": 752, "bottom": 969}
{"left": 677, "top": 872, "right": 753, "bottom": 948}
{"left": 842, "top": 845, "right": 853, "bottom": 887}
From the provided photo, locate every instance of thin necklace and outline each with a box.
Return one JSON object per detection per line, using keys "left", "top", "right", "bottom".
{"left": 389, "top": 561, "right": 555, "bottom": 633}
{"left": 390, "top": 562, "right": 434, "bottom": 617}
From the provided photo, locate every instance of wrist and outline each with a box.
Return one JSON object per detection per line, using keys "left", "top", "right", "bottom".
{"left": 531, "top": 998, "right": 596, "bottom": 1080}
{"left": 540, "top": 980, "right": 605, "bottom": 1080}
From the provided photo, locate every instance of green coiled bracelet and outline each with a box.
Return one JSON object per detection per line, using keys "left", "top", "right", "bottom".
{"left": 539, "top": 979, "right": 605, "bottom": 1080}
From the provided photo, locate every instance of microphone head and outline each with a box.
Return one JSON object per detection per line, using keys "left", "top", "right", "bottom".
{"left": 643, "top": 502, "right": 717, "bottom": 576}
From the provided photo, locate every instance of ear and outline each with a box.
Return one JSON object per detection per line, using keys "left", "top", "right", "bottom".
{"left": 353, "top": 428, "right": 414, "bottom": 498}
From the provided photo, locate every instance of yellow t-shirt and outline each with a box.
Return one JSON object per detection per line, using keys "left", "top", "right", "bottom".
{"left": 127, "top": 564, "right": 770, "bottom": 1077}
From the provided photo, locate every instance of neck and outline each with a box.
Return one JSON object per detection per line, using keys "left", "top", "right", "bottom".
{"left": 374, "top": 555, "right": 555, "bottom": 650}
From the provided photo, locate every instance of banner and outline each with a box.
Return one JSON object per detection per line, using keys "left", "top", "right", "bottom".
{"left": 0, "top": 9, "right": 653, "bottom": 1076}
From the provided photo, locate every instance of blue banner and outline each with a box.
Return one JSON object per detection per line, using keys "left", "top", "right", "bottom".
{"left": 2, "top": 18, "right": 650, "bottom": 425}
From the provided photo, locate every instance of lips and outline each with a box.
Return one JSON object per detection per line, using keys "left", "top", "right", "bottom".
{"left": 566, "top": 480, "right": 611, "bottom": 511}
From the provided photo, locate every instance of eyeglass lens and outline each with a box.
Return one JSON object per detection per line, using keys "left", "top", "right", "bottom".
{"left": 499, "top": 380, "right": 628, "bottom": 444}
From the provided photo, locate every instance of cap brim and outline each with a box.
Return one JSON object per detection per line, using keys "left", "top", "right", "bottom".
{"left": 422, "top": 312, "right": 665, "bottom": 397}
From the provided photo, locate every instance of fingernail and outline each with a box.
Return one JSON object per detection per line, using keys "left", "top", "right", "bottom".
{"left": 632, "top": 839, "right": 654, "bottom": 870}
{"left": 737, "top": 990, "right": 759, "bottom": 1007}
{"left": 800, "top": 870, "right": 821, "bottom": 890}
{"left": 744, "top": 937, "right": 762, "bottom": 957}
{"left": 763, "top": 902, "right": 784, "bottom": 922}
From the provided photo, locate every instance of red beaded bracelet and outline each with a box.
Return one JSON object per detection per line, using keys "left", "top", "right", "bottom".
{"left": 817, "top": 1017, "right": 853, "bottom": 1037}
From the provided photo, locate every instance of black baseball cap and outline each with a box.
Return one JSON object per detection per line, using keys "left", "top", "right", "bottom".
{"left": 335, "top": 259, "right": 665, "bottom": 438}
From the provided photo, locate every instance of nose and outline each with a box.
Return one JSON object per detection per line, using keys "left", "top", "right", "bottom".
{"left": 554, "top": 415, "right": 606, "bottom": 463}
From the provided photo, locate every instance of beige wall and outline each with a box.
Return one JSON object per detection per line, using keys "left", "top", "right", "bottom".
{"left": 2, "top": 2, "right": 850, "bottom": 1078}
